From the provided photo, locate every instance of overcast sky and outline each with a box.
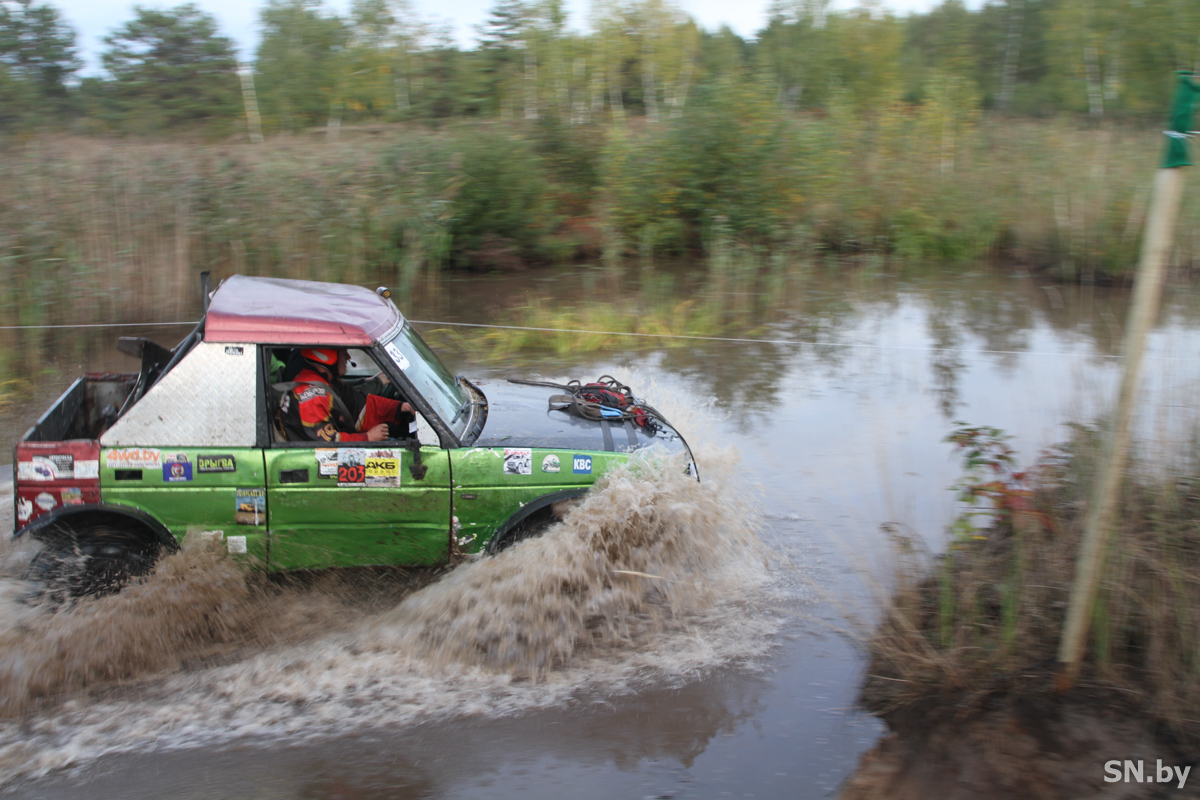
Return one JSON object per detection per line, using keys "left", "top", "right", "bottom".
{"left": 54, "top": 0, "right": 980, "bottom": 74}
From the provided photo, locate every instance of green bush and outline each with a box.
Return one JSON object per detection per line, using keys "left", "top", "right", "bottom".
{"left": 443, "top": 125, "right": 554, "bottom": 267}
{"left": 603, "top": 76, "right": 803, "bottom": 254}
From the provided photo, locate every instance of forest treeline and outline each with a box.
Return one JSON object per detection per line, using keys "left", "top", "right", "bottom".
{"left": 2, "top": 0, "right": 1197, "bottom": 134}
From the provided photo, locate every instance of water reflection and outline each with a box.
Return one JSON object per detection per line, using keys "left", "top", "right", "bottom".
{"left": 24, "top": 667, "right": 770, "bottom": 800}
{"left": 408, "top": 264, "right": 1162, "bottom": 424}
{"left": 926, "top": 305, "right": 967, "bottom": 418}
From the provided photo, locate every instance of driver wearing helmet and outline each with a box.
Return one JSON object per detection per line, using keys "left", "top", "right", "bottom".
{"left": 280, "top": 347, "right": 416, "bottom": 443}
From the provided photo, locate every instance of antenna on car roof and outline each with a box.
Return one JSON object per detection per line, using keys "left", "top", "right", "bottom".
{"left": 200, "top": 271, "right": 212, "bottom": 314}
{"left": 200, "top": 272, "right": 212, "bottom": 316}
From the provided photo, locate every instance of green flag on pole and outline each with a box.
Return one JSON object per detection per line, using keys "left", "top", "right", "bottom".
{"left": 1162, "top": 71, "right": 1200, "bottom": 169}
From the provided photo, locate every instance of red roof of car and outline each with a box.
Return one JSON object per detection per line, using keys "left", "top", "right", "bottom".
{"left": 204, "top": 275, "right": 403, "bottom": 345}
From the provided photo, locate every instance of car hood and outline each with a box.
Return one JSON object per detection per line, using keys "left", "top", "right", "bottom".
{"left": 467, "top": 379, "right": 692, "bottom": 456}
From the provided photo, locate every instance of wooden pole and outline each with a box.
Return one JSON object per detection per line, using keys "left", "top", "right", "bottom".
{"left": 1056, "top": 166, "right": 1184, "bottom": 686}
{"left": 1057, "top": 71, "right": 1199, "bottom": 688}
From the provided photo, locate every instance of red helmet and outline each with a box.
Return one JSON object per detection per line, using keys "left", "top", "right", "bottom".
{"left": 301, "top": 347, "right": 338, "bottom": 366}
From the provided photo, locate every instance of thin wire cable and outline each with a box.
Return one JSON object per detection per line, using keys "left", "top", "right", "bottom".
{"left": 0, "top": 316, "right": 1180, "bottom": 362}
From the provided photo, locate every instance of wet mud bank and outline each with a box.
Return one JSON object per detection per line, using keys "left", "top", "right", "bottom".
{"left": 841, "top": 693, "right": 1199, "bottom": 799}
{"left": 842, "top": 425, "right": 1200, "bottom": 799}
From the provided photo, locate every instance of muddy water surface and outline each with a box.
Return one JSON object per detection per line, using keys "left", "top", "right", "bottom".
{"left": 4, "top": 265, "right": 1200, "bottom": 798}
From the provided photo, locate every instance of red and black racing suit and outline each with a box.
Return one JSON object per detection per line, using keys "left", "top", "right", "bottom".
{"left": 281, "top": 367, "right": 414, "bottom": 443}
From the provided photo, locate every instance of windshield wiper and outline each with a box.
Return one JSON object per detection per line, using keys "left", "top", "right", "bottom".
{"left": 451, "top": 376, "right": 478, "bottom": 424}
{"left": 452, "top": 399, "right": 471, "bottom": 424}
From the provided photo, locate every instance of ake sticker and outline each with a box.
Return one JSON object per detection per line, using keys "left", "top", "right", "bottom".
{"left": 542, "top": 454, "right": 561, "bottom": 473}
{"left": 61, "top": 487, "right": 83, "bottom": 506}
{"left": 106, "top": 448, "right": 161, "bottom": 469}
{"left": 235, "top": 488, "right": 266, "bottom": 526}
{"left": 365, "top": 449, "right": 401, "bottom": 488}
{"left": 197, "top": 454, "right": 236, "bottom": 473}
{"left": 337, "top": 449, "right": 367, "bottom": 485}
{"left": 224, "top": 346, "right": 244, "bottom": 356}
{"left": 315, "top": 449, "right": 338, "bottom": 478}
{"left": 384, "top": 341, "right": 411, "bottom": 371}
{"left": 504, "top": 448, "right": 532, "bottom": 476}
{"left": 35, "top": 491, "right": 56, "bottom": 511}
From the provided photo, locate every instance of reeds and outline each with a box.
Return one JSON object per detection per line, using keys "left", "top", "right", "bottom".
{"left": 0, "top": 133, "right": 451, "bottom": 324}
{"left": 425, "top": 236, "right": 801, "bottom": 359}
{"left": 0, "top": 117, "right": 1197, "bottom": 329}
{"left": 863, "top": 423, "right": 1200, "bottom": 751}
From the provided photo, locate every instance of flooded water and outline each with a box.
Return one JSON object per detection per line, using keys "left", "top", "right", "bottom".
{"left": 4, "top": 263, "right": 1200, "bottom": 798}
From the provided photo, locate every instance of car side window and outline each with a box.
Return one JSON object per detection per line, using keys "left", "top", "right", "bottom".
{"left": 265, "top": 346, "right": 432, "bottom": 446}
{"left": 267, "top": 347, "right": 298, "bottom": 443}
{"left": 342, "top": 349, "right": 379, "bottom": 380}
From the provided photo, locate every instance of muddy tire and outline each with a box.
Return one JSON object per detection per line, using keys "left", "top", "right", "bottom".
{"left": 22, "top": 523, "right": 164, "bottom": 601}
{"left": 21, "top": 544, "right": 82, "bottom": 605}
{"left": 489, "top": 510, "right": 556, "bottom": 554}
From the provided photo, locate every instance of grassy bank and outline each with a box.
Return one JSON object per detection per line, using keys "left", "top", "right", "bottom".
{"left": 425, "top": 238, "right": 812, "bottom": 359}
{"left": 3, "top": 106, "right": 1200, "bottom": 326}
{"left": 862, "top": 423, "right": 1200, "bottom": 752}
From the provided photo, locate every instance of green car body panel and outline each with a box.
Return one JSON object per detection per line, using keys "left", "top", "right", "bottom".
{"left": 264, "top": 445, "right": 452, "bottom": 569}
{"left": 12, "top": 276, "right": 695, "bottom": 576}
{"left": 450, "top": 447, "right": 616, "bottom": 553}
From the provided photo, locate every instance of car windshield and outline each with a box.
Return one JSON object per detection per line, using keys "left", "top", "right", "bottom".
{"left": 382, "top": 323, "right": 469, "bottom": 436}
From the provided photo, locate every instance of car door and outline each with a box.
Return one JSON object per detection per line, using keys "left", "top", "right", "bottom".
{"left": 262, "top": 347, "right": 453, "bottom": 570}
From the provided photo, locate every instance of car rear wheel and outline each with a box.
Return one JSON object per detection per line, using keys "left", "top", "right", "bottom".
{"left": 22, "top": 523, "right": 164, "bottom": 601}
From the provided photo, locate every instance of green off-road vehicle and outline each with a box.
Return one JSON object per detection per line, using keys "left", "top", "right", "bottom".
{"left": 13, "top": 275, "right": 695, "bottom": 594}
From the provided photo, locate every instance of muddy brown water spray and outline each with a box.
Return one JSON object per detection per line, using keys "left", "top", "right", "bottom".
{"left": 371, "top": 449, "right": 765, "bottom": 678}
{"left": 0, "top": 429, "right": 777, "bottom": 784}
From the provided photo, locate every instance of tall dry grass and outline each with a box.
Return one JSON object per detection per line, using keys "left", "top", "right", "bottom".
{"left": 1, "top": 117, "right": 1198, "bottom": 329}
{"left": 0, "top": 134, "right": 439, "bottom": 325}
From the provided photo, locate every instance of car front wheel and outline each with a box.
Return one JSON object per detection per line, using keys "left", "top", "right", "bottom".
{"left": 489, "top": 509, "right": 556, "bottom": 554}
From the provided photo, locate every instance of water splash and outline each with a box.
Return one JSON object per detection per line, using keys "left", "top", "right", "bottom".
{"left": 0, "top": 387, "right": 782, "bottom": 786}
{"left": 373, "top": 449, "right": 765, "bottom": 678}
